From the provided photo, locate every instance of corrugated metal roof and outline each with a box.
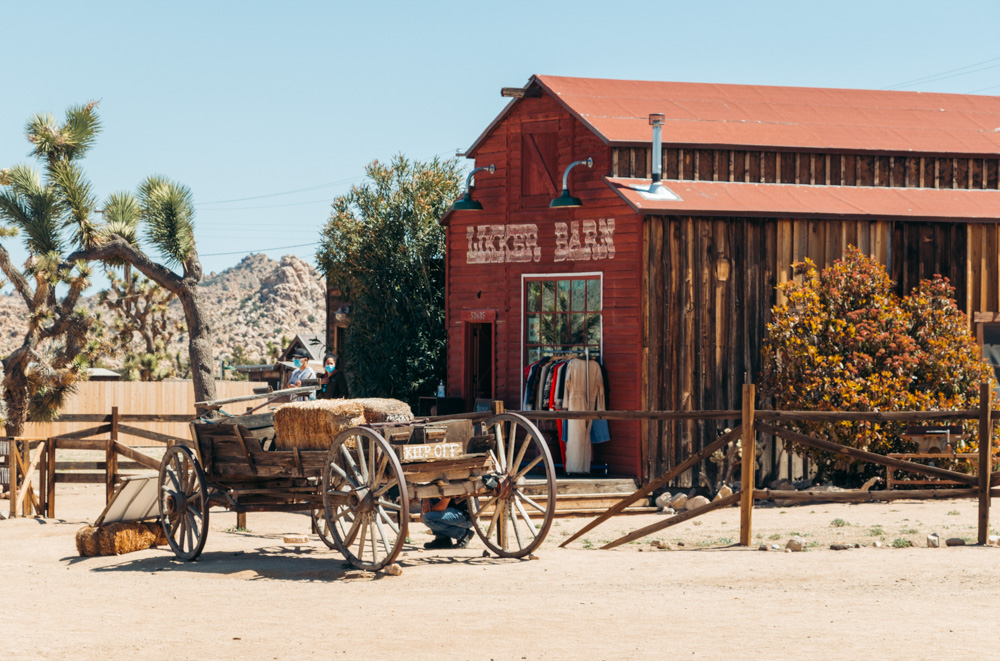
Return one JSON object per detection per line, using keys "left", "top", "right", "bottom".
{"left": 605, "top": 177, "right": 1000, "bottom": 222}
{"left": 468, "top": 75, "right": 1000, "bottom": 156}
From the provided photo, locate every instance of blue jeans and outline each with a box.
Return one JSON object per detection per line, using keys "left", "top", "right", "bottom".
{"left": 422, "top": 507, "right": 472, "bottom": 540}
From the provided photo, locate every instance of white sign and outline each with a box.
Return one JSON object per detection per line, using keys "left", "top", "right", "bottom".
{"left": 554, "top": 219, "right": 616, "bottom": 262}
{"left": 465, "top": 218, "right": 615, "bottom": 264}
{"left": 466, "top": 224, "right": 541, "bottom": 264}
{"left": 400, "top": 442, "right": 462, "bottom": 463}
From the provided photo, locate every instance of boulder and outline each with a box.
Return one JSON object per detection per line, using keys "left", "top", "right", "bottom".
{"left": 830, "top": 543, "right": 852, "bottom": 551}
{"left": 926, "top": 534, "right": 940, "bottom": 548}
{"left": 714, "top": 485, "right": 733, "bottom": 501}
{"left": 685, "top": 495, "right": 710, "bottom": 510}
{"left": 657, "top": 507, "right": 676, "bottom": 516}
{"left": 786, "top": 536, "right": 806, "bottom": 552}
{"left": 946, "top": 538, "right": 966, "bottom": 547}
{"left": 769, "top": 478, "right": 793, "bottom": 491}
{"left": 668, "top": 492, "right": 689, "bottom": 510}
{"left": 654, "top": 492, "right": 673, "bottom": 509}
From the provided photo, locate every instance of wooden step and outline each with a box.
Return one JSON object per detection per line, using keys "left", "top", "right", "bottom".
{"left": 522, "top": 477, "right": 638, "bottom": 496}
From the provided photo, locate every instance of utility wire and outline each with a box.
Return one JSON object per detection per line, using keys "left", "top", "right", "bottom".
{"left": 196, "top": 197, "right": 334, "bottom": 212}
{"left": 882, "top": 56, "right": 1000, "bottom": 90}
{"left": 200, "top": 241, "right": 320, "bottom": 257}
{"left": 968, "top": 82, "right": 1000, "bottom": 94}
{"left": 196, "top": 176, "right": 363, "bottom": 205}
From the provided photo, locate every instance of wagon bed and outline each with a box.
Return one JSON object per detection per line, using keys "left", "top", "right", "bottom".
{"left": 157, "top": 411, "right": 557, "bottom": 570}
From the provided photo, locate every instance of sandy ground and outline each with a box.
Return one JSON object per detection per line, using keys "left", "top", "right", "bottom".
{"left": 3, "top": 483, "right": 1000, "bottom": 660}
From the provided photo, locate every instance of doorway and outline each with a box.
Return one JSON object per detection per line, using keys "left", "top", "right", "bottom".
{"left": 464, "top": 322, "right": 494, "bottom": 409}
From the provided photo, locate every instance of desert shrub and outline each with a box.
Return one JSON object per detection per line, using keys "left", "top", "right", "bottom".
{"left": 762, "top": 247, "right": 995, "bottom": 483}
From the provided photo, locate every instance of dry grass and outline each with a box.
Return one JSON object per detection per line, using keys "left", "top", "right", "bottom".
{"left": 273, "top": 400, "right": 366, "bottom": 450}
{"left": 352, "top": 398, "right": 413, "bottom": 423}
{"left": 75, "top": 522, "right": 168, "bottom": 556}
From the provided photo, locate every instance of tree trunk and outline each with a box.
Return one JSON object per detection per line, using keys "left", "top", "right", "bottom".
{"left": 178, "top": 283, "right": 217, "bottom": 408}
{"left": 2, "top": 348, "right": 31, "bottom": 437}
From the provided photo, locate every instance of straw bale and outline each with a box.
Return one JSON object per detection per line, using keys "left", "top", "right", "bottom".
{"left": 76, "top": 522, "right": 168, "bottom": 557}
{"left": 353, "top": 398, "right": 413, "bottom": 423}
{"left": 273, "top": 400, "right": 366, "bottom": 450}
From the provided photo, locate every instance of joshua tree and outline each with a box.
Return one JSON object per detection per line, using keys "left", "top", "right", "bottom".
{"left": 66, "top": 176, "right": 218, "bottom": 407}
{"left": 0, "top": 103, "right": 101, "bottom": 436}
{"left": 97, "top": 265, "right": 183, "bottom": 380}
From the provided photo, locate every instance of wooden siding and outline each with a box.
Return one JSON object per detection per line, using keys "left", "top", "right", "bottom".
{"left": 642, "top": 217, "right": 976, "bottom": 485}
{"left": 24, "top": 381, "right": 258, "bottom": 445}
{"left": 446, "top": 95, "right": 644, "bottom": 477}
{"left": 615, "top": 147, "right": 1000, "bottom": 191}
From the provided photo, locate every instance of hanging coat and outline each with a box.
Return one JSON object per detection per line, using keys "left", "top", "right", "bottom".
{"left": 564, "top": 359, "right": 606, "bottom": 474}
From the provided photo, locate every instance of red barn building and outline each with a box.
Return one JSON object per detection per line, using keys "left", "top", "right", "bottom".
{"left": 438, "top": 74, "right": 1000, "bottom": 484}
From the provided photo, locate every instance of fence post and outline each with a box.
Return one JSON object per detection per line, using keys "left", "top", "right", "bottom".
{"left": 38, "top": 440, "right": 47, "bottom": 517}
{"left": 979, "top": 382, "right": 992, "bottom": 545}
{"left": 47, "top": 438, "right": 56, "bottom": 519}
{"left": 106, "top": 407, "right": 119, "bottom": 504}
{"left": 739, "top": 384, "right": 756, "bottom": 546}
{"left": 8, "top": 439, "right": 18, "bottom": 519}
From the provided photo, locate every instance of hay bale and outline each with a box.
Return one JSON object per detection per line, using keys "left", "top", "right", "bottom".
{"left": 273, "top": 399, "right": 366, "bottom": 450}
{"left": 76, "top": 522, "right": 168, "bottom": 557}
{"left": 352, "top": 398, "right": 413, "bottom": 423}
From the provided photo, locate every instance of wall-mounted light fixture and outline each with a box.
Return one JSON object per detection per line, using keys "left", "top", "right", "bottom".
{"left": 550, "top": 158, "right": 593, "bottom": 208}
{"left": 451, "top": 164, "right": 496, "bottom": 211}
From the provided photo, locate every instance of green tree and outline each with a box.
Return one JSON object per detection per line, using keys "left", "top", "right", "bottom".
{"left": 0, "top": 103, "right": 100, "bottom": 436}
{"left": 318, "top": 155, "right": 462, "bottom": 404}
{"left": 66, "top": 173, "right": 217, "bottom": 407}
{"left": 761, "top": 247, "right": 995, "bottom": 482}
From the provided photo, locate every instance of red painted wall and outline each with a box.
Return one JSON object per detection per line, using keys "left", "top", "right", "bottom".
{"left": 444, "top": 95, "right": 644, "bottom": 478}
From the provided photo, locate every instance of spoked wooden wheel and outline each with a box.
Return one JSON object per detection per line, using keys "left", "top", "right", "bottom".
{"left": 322, "top": 426, "right": 409, "bottom": 571}
{"left": 471, "top": 412, "right": 557, "bottom": 558}
{"left": 311, "top": 507, "right": 337, "bottom": 550}
{"left": 158, "top": 445, "right": 210, "bottom": 561}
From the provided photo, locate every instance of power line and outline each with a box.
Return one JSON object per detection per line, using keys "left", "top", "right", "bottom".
{"left": 882, "top": 56, "right": 1000, "bottom": 90}
{"left": 196, "top": 176, "right": 363, "bottom": 205}
{"left": 196, "top": 198, "right": 334, "bottom": 212}
{"left": 968, "top": 82, "right": 1000, "bottom": 94}
{"left": 200, "top": 241, "right": 320, "bottom": 257}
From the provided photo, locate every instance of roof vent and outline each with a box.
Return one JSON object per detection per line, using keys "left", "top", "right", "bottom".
{"left": 648, "top": 113, "right": 667, "bottom": 195}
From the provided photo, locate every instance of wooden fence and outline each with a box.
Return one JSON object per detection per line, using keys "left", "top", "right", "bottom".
{"left": 556, "top": 383, "right": 999, "bottom": 549}
{"left": 6, "top": 407, "right": 187, "bottom": 519}
{"left": 23, "top": 380, "right": 257, "bottom": 445}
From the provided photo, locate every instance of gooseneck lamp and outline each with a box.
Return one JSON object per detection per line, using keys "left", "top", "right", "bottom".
{"left": 550, "top": 158, "right": 593, "bottom": 208}
{"left": 451, "top": 164, "right": 496, "bottom": 211}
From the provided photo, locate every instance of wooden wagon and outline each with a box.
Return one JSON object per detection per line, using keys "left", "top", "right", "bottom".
{"left": 158, "top": 411, "right": 557, "bottom": 570}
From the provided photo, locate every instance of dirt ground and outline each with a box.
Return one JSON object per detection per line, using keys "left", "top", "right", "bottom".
{"left": 3, "top": 483, "right": 1000, "bottom": 660}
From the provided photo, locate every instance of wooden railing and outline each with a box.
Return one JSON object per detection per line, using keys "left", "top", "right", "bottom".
{"left": 5, "top": 407, "right": 192, "bottom": 519}
{"left": 554, "top": 382, "right": 999, "bottom": 549}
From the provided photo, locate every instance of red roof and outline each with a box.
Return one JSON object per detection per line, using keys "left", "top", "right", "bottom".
{"left": 468, "top": 75, "right": 1000, "bottom": 156}
{"left": 605, "top": 177, "right": 1000, "bottom": 222}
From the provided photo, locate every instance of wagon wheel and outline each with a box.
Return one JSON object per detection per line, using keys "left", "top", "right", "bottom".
{"left": 323, "top": 426, "right": 409, "bottom": 571}
{"left": 310, "top": 508, "right": 337, "bottom": 550}
{"left": 158, "top": 445, "right": 210, "bottom": 561}
{"left": 471, "top": 412, "right": 557, "bottom": 558}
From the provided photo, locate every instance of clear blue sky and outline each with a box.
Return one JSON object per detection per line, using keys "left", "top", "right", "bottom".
{"left": 2, "top": 0, "right": 999, "bottom": 292}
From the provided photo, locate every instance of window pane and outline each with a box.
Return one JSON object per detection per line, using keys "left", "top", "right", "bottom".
{"left": 572, "top": 280, "right": 586, "bottom": 311}
{"left": 528, "top": 348, "right": 540, "bottom": 364}
{"left": 586, "top": 280, "right": 601, "bottom": 311}
{"left": 570, "top": 313, "right": 585, "bottom": 344}
{"left": 542, "top": 281, "right": 555, "bottom": 311}
{"left": 554, "top": 314, "right": 566, "bottom": 346}
{"left": 586, "top": 313, "right": 601, "bottom": 346}
{"left": 527, "top": 281, "right": 540, "bottom": 312}
{"left": 557, "top": 281, "right": 570, "bottom": 312}
{"left": 527, "top": 315, "right": 539, "bottom": 343}
{"left": 539, "top": 314, "right": 554, "bottom": 343}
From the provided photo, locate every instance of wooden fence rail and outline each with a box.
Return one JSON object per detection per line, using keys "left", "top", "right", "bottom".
{"left": 6, "top": 407, "right": 184, "bottom": 519}
{"left": 559, "top": 382, "right": 1000, "bottom": 549}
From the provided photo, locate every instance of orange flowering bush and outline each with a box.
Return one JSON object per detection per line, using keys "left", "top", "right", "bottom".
{"left": 761, "top": 247, "right": 995, "bottom": 481}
